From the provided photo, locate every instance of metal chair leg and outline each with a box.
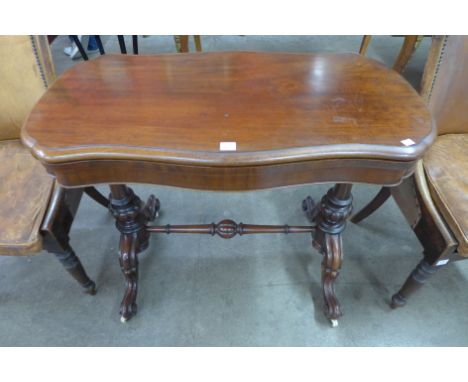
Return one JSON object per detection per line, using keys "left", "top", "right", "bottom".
{"left": 117, "top": 35, "right": 127, "bottom": 54}
{"left": 71, "top": 35, "right": 88, "bottom": 61}
{"left": 132, "top": 35, "right": 138, "bottom": 54}
{"left": 95, "top": 35, "right": 105, "bottom": 55}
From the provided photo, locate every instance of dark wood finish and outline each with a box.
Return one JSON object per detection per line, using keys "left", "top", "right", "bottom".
{"left": 393, "top": 167, "right": 459, "bottom": 263}
{"left": 47, "top": 35, "right": 58, "bottom": 44}
{"left": 351, "top": 186, "right": 391, "bottom": 224}
{"left": 147, "top": 220, "right": 315, "bottom": 237}
{"left": 357, "top": 165, "right": 460, "bottom": 308}
{"left": 22, "top": 51, "right": 436, "bottom": 324}
{"left": 391, "top": 260, "right": 438, "bottom": 308}
{"left": 302, "top": 196, "right": 319, "bottom": 223}
{"left": 22, "top": 52, "right": 434, "bottom": 193}
{"left": 84, "top": 186, "right": 110, "bottom": 208}
{"left": 390, "top": 173, "right": 458, "bottom": 262}
{"left": 22, "top": 53, "right": 434, "bottom": 168}
{"left": 108, "top": 185, "right": 159, "bottom": 322}
{"left": 41, "top": 186, "right": 96, "bottom": 294}
{"left": 44, "top": 157, "right": 416, "bottom": 191}
{"left": 52, "top": 245, "right": 96, "bottom": 294}
{"left": 304, "top": 184, "right": 353, "bottom": 325}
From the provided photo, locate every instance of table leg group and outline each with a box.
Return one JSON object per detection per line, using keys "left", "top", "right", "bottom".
{"left": 109, "top": 183, "right": 353, "bottom": 325}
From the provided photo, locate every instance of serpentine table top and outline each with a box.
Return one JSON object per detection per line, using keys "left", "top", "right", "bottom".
{"left": 22, "top": 52, "right": 434, "bottom": 190}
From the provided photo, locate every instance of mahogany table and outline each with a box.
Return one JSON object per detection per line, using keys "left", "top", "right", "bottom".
{"left": 22, "top": 52, "right": 434, "bottom": 326}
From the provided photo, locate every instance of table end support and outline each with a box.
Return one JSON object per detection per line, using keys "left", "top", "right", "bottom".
{"left": 303, "top": 184, "right": 353, "bottom": 325}
{"left": 109, "top": 185, "right": 159, "bottom": 322}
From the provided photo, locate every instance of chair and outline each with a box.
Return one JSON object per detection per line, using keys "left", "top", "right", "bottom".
{"left": 352, "top": 35, "right": 468, "bottom": 307}
{"left": 360, "top": 35, "right": 424, "bottom": 74}
{"left": 174, "top": 35, "right": 202, "bottom": 53}
{"left": 0, "top": 35, "right": 96, "bottom": 294}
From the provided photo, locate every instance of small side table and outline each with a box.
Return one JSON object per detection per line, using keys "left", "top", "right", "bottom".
{"left": 22, "top": 52, "right": 434, "bottom": 326}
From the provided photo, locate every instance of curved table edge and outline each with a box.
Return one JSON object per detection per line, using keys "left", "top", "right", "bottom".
{"left": 21, "top": 122, "right": 437, "bottom": 167}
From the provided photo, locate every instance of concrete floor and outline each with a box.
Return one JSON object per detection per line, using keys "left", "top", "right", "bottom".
{"left": 1, "top": 36, "right": 467, "bottom": 346}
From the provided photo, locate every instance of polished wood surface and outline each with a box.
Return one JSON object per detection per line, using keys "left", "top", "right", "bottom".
{"left": 45, "top": 157, "right": 416, "bottom": 191}
{"left": 146, "top": 220, "right": 315, "bottom": 237}
{"left": 21, "top": 51, "right": 437, "bottom": 323}
{"left": 22, "top": 52, "right": 434, "bottom": 167}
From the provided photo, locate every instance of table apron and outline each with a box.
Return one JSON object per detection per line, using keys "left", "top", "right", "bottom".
{"left": 43, "top": 158, "right": 417, "bottom": 191}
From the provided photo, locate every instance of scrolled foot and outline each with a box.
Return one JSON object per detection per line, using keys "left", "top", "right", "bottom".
{"left": 316, "top": 231, "right": 345, "bottom": 322}
{"left": 120, "top": 301, "right": 137, "bottom": 322}
{"left": 312, "top": 184, "right": 352, "bottom": 324}
{"left": 323, "top": 265, "right": 343, "bottom": 321}
{"left": 118, "top": 232, "right": 139, "bottom": 323}
{"left": 110, "top": 185, "right": 147, "bottom": 322}
{"left": 119, "top": 256, "right": 138, "bottom": 322}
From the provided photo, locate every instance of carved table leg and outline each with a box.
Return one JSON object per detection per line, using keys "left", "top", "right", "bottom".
{"left": 391, "top": 259, "right": 439, "bottom": 308}
{"left": 303, "top": 184, "right": 353, "bottom": 326}
{"left": 109, "top": 184, "right": 159, "bottom": 322}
